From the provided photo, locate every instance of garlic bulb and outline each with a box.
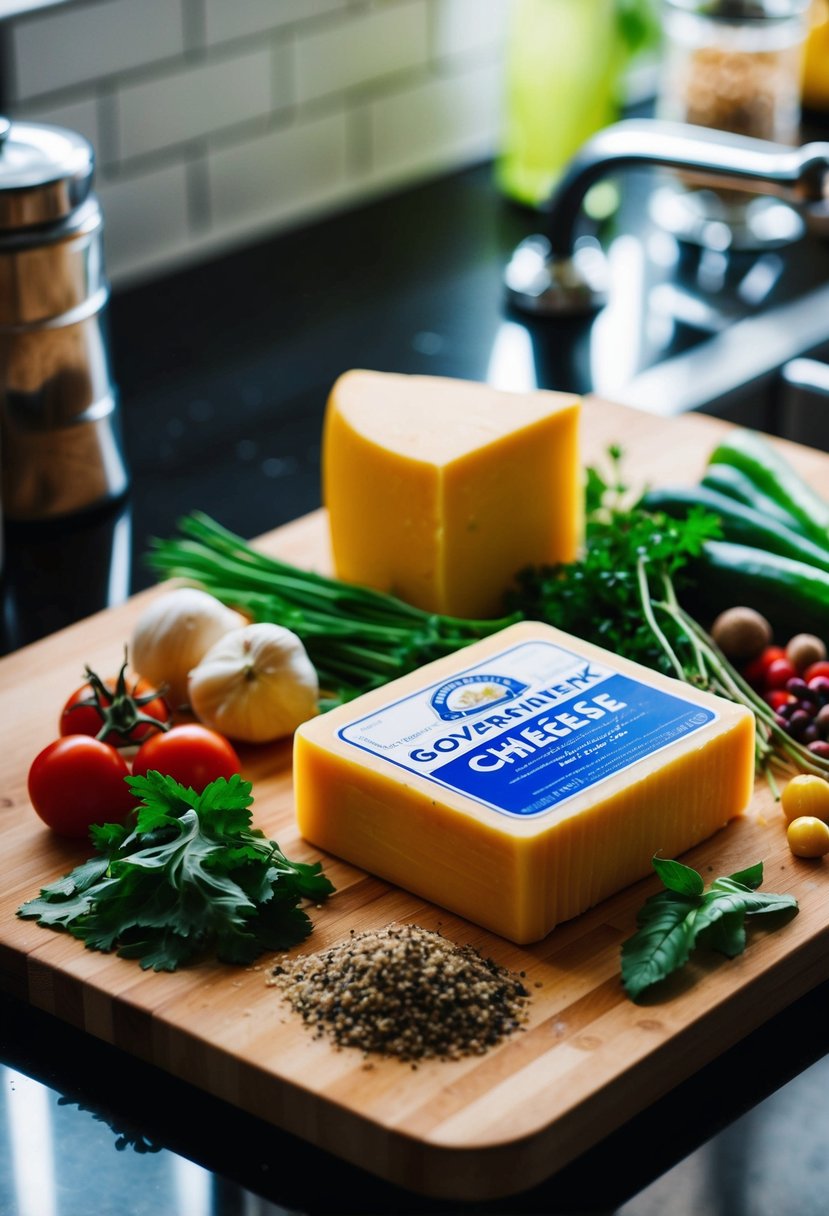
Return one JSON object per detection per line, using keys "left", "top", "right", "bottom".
{"left": 188, "top": 623, "right": 319, "bottom": 743}
{"left": 131, "top": 588, "right": 246, "bottom": 708}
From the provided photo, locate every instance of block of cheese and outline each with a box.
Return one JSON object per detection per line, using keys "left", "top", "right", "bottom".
{"left": 294, "top": 621, "right": 755, "bottom": 944}
{"left": 322, "top": 370, "right": 581, "bottom": 619}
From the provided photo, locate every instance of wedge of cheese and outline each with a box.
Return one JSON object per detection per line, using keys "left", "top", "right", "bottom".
{"left": 322, "top": 370, "right": 581, "bottom": 619}
{"left": 294, "top": 621, "right": 755, "bottom": 944}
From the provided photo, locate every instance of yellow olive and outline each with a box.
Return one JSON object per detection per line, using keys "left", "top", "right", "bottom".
{"left": 780, "top": 774, "right": 829, "bottom": 824}
{"left": 787, "top": 816, "right": 829, "bottom": 859}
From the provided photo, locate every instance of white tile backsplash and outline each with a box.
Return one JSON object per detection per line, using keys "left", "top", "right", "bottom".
{"left": 295, "top": 2, "right": 431, "bottom": 104}
{"left": 4, "top": 0, "right": 509, "bottom": 286}
{"left": 208, "top": 110, "right": 350, "bottom": 234}
{"left": 433, "top": 0, "right": 510, "bottom": 61}
{"left": 203, "top": 0, "right": 349, "bottom": 46}
{"left": 369, "top": 58, "right": 502, "bottom": 183}
{"left": 117, "top": 47, "right": 275, "bottom": 161}
{"left": 11, "top": 0, "right": 185, "bottom": 100}
{"left": 12, "top": 93, "right": 100, "bottom": 156}
{"left": 96, "top": 160, "right": 190, "bottom": 280}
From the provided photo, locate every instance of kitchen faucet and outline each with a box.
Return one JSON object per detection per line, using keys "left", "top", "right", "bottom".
{"left": 504, "top": 118, "right": 829, "bottom": 316}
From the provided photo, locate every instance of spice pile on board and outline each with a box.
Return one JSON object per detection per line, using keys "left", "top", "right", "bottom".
{"left": 269, "top": 924, "right": 530, "bottom": 1063}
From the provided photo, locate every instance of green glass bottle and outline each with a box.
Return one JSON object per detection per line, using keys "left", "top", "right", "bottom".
{"left": 495, "top": 0, "right": 647, "bottom": 208}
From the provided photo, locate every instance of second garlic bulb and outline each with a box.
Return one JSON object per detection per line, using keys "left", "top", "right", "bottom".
{"left": 188, "top": 623, "right": 319, "bottom": 743}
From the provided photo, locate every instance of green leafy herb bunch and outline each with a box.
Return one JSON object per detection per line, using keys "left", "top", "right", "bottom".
{"left": 18, "top": 772, "right": 334, "bottom": 971}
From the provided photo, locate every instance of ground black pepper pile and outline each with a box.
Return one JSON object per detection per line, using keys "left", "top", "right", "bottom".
{"left": 269, "top": 924, "right": 530, "bottom": 1062}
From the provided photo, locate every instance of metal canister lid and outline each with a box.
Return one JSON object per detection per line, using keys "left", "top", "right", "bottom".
{"left": 0, "top": 118, "right": 94, "bottom": 230}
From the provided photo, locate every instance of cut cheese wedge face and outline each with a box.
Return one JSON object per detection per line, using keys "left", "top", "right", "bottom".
{"left": 322, "top": 370, "right": 581, "bottom": 619}
{"left": 294, "top": 621, "right": 755, "bottom": 944}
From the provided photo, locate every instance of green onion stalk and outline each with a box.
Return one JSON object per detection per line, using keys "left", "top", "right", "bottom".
{"left": 149, "top": 507, "right": 829, "bottom": 789}
{"left": 638, "top": 559, "right": 829, "bottom": 794}
{"left": 148, "top": 512, "right": 520, "bottom": 708}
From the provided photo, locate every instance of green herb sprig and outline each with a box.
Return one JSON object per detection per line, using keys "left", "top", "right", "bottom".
{"left": 510, "top": 447, "right": 829, "bottom": 788}
{"left": 621, "top": 856, "right": 798, "bottom": 1002}
{"left": 510, "top": 446, "right": 722, "bottom": 674}
{"left": 17, "top": 772, "right": 334, "bottom": 971}
{"left": 146, "top": 451, "right": 829, "bottom": 784}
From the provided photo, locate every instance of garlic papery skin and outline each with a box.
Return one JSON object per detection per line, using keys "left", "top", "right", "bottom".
{"left": 188, "top": 623, "right": 319, "bottom": 743}
{"left": 131, "top": 588, "right": 246, "bottom": 708}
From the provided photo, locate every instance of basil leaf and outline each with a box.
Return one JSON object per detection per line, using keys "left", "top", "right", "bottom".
{"left": 708, "top": 879, "right": 798, "bottom": 917}
{"left": 652, "top": 855, "right": 705, "bottom": 897}
{"left": 621, "top": 857, "right": 799, "bottom": 1002}
{"left": 621, "top": 891, "right": 697, "bottom": 1000}
{"left": 728, "top": 861, "right": 764, "bottom": 890}
{"left": 695, "top": 908, "right": 746, "bottom": 958}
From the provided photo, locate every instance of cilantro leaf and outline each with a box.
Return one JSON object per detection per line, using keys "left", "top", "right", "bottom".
{"left": 508, "top": 454, "right": 723, "bottom": 678}
{"left": 126, "top": 770, "right": 199, "bottom": 829}
{"left": 621, "top": 856, "right": 798, "bottom": 1002}
{"left": 17, "top": 774, "right": 334, "bottom": 971}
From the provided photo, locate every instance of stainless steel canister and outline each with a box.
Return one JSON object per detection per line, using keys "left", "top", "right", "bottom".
{"left": 0, "top": 116, "right": 128, "bottom": 521}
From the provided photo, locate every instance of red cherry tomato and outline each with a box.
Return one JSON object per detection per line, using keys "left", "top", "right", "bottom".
{"left": 28, "top": 736, "right": 135, "bottom": 838}
{"left": 742, "top": 645, "right": 786, "bottom": 689}
{"left": 132, "top": 724, "right": 241, "bottom": 792}
{"left": 765, "top": 657, "right": 798, "bottom": 690}
{"left": 804, "top": 661, "right": 829, "bottom": 682}
{"left": 765, "top": 689, "right": 795, "bottom": 711}
{"left": 60, "top": 673, "right": 170, "bottom": 746}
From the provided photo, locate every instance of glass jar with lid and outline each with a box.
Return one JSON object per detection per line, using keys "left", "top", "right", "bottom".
{"left": 654, "top": 0, "right": 811, "bottom": 246}
{"left": 658, "top": 0, "right": 811, "bottom": 144}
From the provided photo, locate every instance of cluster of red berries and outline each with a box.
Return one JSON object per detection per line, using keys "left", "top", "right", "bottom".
{"left": 742, "top": 646, "right": 829, "bottom": 759}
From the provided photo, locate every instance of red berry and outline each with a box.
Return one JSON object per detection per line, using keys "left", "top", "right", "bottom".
{"left": 765, "top": 690, "right": 795, "bottom": 711}
{"left": 804, "top": 661, "right": 829, "bottom": 682}
{"left": 808, "top": 676, "right": 829, "bottom": 701}
{"left": 765, "top": 657, "right": 798, "bottom": 690}
{"left": 743, "top": 646, "right": 786, "bottom": 689}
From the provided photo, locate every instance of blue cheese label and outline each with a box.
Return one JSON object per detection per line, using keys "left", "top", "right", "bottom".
{"left": 338, "top": 640, "right": 717, "bottom": 818}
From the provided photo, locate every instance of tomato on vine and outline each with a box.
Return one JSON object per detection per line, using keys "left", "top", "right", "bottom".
{"left": 59, "top": 653, "right": 170, "bottom": 746}
{"left": 28, "top": 736, "right": 136, "bottom": 838}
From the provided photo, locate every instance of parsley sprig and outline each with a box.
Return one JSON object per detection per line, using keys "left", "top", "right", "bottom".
{"left": 147, "top": 452, "right": 824, "bottom": 784}
{"left": 510, "top": 447, "right": 829, "bottom": 786}
{"left": 621, "top": 856, "right": 798, "bottom": 1002}
{"left": 510, "top": 446, "right": 722, "bottom": 675}
{"left": 17, "top": 772, "right": 334, "bottom": 971}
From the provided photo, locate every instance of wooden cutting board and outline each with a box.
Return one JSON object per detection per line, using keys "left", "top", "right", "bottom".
{"left": 2, "top": 398, "right": 829, "bottom": 1202}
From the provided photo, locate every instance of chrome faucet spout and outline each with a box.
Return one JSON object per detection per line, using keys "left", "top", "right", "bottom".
{"left": 505, "top": 118, "right": 829, "bottom": 316}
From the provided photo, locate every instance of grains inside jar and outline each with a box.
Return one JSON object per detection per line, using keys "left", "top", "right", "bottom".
{"left": 270, "top": 924, "right": 530, "bottom": 1062}
{"left": 658, "top": 2, "right": 808, "bottom": 147}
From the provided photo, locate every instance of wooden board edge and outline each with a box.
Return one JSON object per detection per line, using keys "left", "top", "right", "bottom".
{"left": 4, "top": 917, "right": 828, "bottom": 1202}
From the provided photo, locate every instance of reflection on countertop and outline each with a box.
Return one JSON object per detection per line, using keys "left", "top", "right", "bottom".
{"left": 3, "top": 977, "right": 829, "bottom": 1216}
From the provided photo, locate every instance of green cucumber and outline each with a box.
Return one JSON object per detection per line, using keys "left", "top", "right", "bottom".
{"left": 686, "top": 540, "right": 829, "bottom": 642}
{"left": 708, "top": 429, "right": 829, "bottom": 553}
{"left": 700, "top": 463, "right": 805, "bottom": 534}
{"left": 641, "top": 485, "right": 829, "bottom": 575}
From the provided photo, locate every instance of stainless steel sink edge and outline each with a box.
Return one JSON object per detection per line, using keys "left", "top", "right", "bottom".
{"left": 613, "top": 276, "right": 829, "bottom": 441}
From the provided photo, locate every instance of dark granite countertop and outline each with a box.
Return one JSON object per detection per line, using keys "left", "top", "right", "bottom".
{"left": 2, "top": 159, "right": 829, "bottom": 1216}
